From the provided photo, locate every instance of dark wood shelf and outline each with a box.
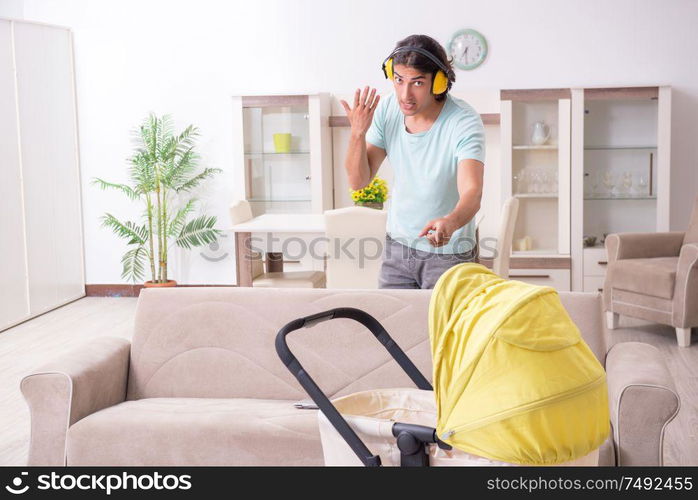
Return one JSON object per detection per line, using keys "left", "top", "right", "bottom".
{"left": 584, "top": 87, "right": 658, "bottom": 100}
{"left": 500, "top": 88, "right": 572, "bottom": 101}
{"left": 242, "top": 95, "right": 309, "bottom": 108}
{"left": 479, "top": 256, "right": 571, "bottom": 270}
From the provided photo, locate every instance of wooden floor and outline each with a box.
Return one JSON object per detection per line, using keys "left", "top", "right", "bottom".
{"left": 0, "top": 297, "right": 137, "bottom": 466}
{"left": 0, "top": 297, "right": 695, "bottom": 466}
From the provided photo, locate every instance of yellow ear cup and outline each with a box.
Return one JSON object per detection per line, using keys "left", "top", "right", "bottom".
{"left": 432, "top": 70, "right": 449, "bottom": 95}
{"left": 385, "top": 58, "right": 394, "bottom": 80}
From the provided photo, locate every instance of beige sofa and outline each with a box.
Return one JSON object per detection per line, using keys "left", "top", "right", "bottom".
{"left": 22, "top": 287, "right": 679, "bottom": 466}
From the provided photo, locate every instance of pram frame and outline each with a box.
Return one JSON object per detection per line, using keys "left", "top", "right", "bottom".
{"left": 276, "top": 307, "right": 451, "bottom": 467}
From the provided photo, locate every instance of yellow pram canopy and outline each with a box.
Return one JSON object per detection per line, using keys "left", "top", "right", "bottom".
{"left": 430, "top": 263, "right": 610, "bottom": 465}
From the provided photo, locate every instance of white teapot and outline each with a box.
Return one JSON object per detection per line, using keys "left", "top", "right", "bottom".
{"left": 531, "top": 121, "right": 551, "bottom": 145}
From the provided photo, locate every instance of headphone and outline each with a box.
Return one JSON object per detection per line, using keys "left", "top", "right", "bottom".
{"left": 382, "top": 46, "right": 451, "bottom": 95}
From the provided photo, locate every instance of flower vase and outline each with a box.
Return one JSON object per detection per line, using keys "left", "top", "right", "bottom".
{"left": 354, "top": 201, "right": 383, "bottom": 210}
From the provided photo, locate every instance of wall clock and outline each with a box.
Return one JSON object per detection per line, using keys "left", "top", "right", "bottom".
{"left": 448, "top": 29, "right": 488, "bottom": 70}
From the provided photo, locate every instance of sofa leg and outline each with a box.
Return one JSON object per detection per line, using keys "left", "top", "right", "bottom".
{"left": 606, "top": 311, "right": 619, "bottom": 330}
{"left": 676, "top": 327, "right": 692, "bottom": 347}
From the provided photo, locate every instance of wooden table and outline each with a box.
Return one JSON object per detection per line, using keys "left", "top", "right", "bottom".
{"left": 229, "top": 214, "right": 325, "bottom": 286}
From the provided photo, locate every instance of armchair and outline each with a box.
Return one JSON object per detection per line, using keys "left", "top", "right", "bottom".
{"left": 603, "top": 197, "right": 698, "bottom": 347}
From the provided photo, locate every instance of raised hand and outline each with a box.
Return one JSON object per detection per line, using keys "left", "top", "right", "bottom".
{"left": 340, "top": 86, "right": 380, "bottom": 137}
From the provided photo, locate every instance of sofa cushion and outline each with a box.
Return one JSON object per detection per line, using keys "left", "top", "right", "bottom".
{"left": 609, "top": 257, "right": 678, "bottom": 299}
{"left": 66, "top": 398, "right": 323, "bottom": 466}
{"left": 127, "top": 288, "right": 434, "bottom": 401}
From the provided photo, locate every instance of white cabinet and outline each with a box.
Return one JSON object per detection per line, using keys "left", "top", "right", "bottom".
{"left": 571, "top": 87, "right": 671, "bottom": 291}
{"left": 0, "top": 19, "right": 29, "bottom": 329}
{"left": 231, "top": 94, "right": 334, "bottom": 216}
{"left": 500, "top": 87, "right": 671, "bottom": 293}
{"left": 0, "top": 19, "right": 84, "bottom": 332}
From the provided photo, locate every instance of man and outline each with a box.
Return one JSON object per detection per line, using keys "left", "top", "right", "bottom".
{"left": 341, "top": 34, "right": 485, "bottom": 289}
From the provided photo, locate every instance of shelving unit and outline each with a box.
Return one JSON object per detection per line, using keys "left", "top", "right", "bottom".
{"left": 499, "top": 86, "right": 671, "bottom": 292}
{"left": 501, "top": 88, "right": 572, "bottom": 290}
{"left": 231, "top": 94, "right": 334, "bottom": 216}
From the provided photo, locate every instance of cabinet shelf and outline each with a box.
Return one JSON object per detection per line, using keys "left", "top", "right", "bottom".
{"left": 234, "top": 93, "right": 333, "bottom": 216}
{"left": 584, "top": 145, "right": 657, "bottom": 150}
{"left": 514, "top": 193, "right": 558, "bottom": 198}
{"left": 584, "top": 195, "right": 656, "bottom": 200}
{"left": 502, "top": 86, "right": 669, "bottom": 293}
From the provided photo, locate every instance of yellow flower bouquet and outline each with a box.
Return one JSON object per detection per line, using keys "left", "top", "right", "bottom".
{"left": 350, "top": 176, "right": 388, "bottom": 209}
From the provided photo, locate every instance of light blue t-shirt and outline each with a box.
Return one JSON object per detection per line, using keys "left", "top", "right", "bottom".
{"left": 366, "top": 92, "right": 485, "bottom": 254}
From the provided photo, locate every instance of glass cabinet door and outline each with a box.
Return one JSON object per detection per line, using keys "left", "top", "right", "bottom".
{"left": 502, "top": 89, "right": 571, "bottom": 256}
{"left": 242, "top": 100, "right": 312, "bottom": 213}
{"left": 570, "top": 86, "right": 670, "bottom": 292}
{"left": 582, "top": 92, "right": 659, "bottom": 241}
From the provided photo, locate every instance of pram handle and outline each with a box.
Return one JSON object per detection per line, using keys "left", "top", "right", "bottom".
{"left": 275, "top": 307, "right": 433, "bottom": 467}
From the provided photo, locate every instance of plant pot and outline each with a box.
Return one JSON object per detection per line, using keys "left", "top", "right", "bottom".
{"left": 143, "top": 280, "right": 178, "bottom": 288}
{"left": 355, "top": 201, "right": 384, "bottom": 210}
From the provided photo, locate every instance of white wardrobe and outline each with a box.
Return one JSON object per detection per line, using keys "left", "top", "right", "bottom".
{"left": 0, "top": 19, "right": 84, "bottom": 331}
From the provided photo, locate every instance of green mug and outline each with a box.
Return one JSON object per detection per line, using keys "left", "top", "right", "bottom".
{"left": 273, "top": 133, "right": 292, "bottom": 153}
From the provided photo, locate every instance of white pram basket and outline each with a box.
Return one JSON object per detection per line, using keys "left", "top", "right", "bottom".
{"left": 318, "top": 388, "right": 598, "bottom": 467}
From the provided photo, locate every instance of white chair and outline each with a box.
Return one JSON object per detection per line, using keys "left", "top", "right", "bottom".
{"left": 324, "top": 206, "right": 388, "bottom": 289}
{"left": 492, "top": 197, "right": 520, "bottom": 279}
{"left": 229, "top": 200, "right": 325, "bottom": 288}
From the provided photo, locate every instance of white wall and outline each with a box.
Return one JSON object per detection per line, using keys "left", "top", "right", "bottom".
{"left": 0, "top": 0, "right": 24, "bottom": 19}
{"left": 18, "top": 0, "right": 698, "bottom": 284}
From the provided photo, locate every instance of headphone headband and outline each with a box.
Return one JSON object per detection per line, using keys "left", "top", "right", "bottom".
{"left": 383, "top": 46, "right": 451, "bottom": 78}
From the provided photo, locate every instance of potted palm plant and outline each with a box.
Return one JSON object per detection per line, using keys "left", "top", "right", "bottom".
{"left": 93, "top": 113, "right": 222, "bottom": 287}
{"left": 350, "top": 176, "right": 388, "bottom": 210}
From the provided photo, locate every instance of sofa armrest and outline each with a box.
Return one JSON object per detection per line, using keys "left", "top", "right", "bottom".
{"left": 672, "top": 243, "right": 698, "bottom": 328}
{"left": 605, "top": 342, "right": 679, "bottom": 466}
{"left": 20, "top": 337, "right": 131, "bottom": 465}
{"left": 606, "top": 232, "right": 685, "bottom": 262}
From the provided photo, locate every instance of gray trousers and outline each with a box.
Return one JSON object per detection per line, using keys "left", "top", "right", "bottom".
{"left": 378, "top": 235, "right": 477, "bottom": 289}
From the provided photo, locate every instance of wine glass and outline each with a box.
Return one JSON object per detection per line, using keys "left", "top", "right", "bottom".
{"left": 621, "top": 171, "right": 633, "bottom": 196}
{"left": 638, "top": 175, "right": 649, "bottom": 196}
{"left": 602, "top": 171, "right": 615, "bottom": 197}
{"left": 590, "top": 171, "right": 600, "bottom": 197}
{"left": 515, "top": 166, "right": 528, "bottom": 194}
{"left": 531, "top": 168, "right": 542, "bottom": 193}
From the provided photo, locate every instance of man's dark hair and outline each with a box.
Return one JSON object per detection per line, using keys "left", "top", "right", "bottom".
{"left": 392, "top": 34, "right": 455, "bottom": 102}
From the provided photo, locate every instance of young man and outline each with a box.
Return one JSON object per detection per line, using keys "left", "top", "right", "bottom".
{"left": 341, "top": 34, "right": 486, "bottom": 289}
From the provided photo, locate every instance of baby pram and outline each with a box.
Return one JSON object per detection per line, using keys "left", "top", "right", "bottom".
{"left": 276, "top": 263, "right": 609, "bottom": 467}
